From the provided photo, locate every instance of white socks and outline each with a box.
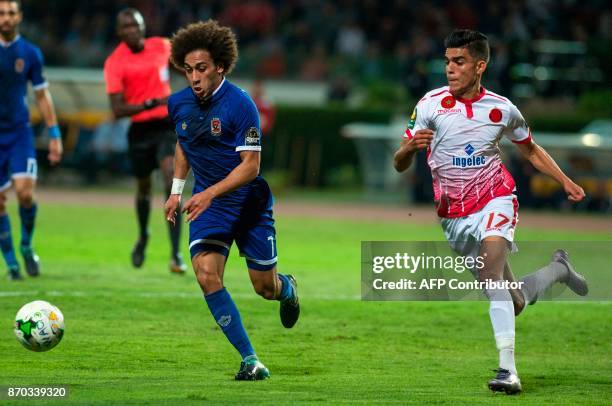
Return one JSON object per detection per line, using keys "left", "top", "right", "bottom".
{"left": 485, "top": 262, "right": 569, "bottom": 375}
{"left": 499, "top": 347, "right": 516, "bottom": 375}
{"left": 487, "top": 287, "right": 517, "bottom": 375}
{"left": 520, "top": 262, "right": 567, "bottom": 305}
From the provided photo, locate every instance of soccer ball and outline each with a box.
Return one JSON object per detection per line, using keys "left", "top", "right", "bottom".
{"left": 14, "top": 300, "right": 64, "bottom": 352}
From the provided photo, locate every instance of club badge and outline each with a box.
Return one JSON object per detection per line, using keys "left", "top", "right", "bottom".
{"left": 441, "top": 95, "right": 456, "bottom": 109}
{"left": 211, "top": 118, "right": 222, "bottom": 135}
{"left": 408, "top": 108, "right": 417, "bottom": 130}
{"left": 14, "top": 58, "right": 25, "bottom": 74}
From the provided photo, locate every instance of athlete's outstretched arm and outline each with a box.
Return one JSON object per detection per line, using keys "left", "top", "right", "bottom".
{"left": 182, "top": 151, "right": 260, "bottom": 222}
{"left": 172, "top": 141, "right": 191, "bottom": 179}
{"left": 165, "top": 142, "right": 191, "bottom": 225}
{"left": 34, "top": 88, "right": 63, "bottom": 164}
{"left": 515, "top": 140, "right": 585, "bottom": 202}
{"left": 109, "top": 93, "right": 166, "bottom": 119}
{"left": 393, "top": 129, "right": 433, "bottom": 172}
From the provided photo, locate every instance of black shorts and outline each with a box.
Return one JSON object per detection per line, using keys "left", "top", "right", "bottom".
{"left": 127, "top": 118, "right": 176, "bottom": 178}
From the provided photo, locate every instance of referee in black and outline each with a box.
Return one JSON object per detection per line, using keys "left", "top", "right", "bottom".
{"left": 103, "top": 8, "right": 186, "bottom": 273}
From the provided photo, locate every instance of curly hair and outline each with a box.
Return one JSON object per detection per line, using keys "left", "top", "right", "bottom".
{"left": 170, "top": 20, "right": 238, "bottom": 74}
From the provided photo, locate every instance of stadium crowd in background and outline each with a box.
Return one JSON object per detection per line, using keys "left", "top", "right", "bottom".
{"left": 18, "top": 0, "right": 612, "bottom": 99}
{"left": 10, "top": 0, "right": 612, "bottom": 215}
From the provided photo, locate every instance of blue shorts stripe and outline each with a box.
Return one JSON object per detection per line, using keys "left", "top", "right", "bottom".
{"left": 189, "top": 238, "right": 231, "bottom": 251}
{"left": 245, "top": 256, "right": 277, "bottom": 266}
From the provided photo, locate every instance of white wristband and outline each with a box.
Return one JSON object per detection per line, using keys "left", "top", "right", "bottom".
{"left": 170, "top": 178, "right": 186, "bottom": 195}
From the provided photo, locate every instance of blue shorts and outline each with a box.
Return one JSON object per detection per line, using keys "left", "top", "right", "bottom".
{"left": 0, "top": 126, "right": 37, "bottom": 192}
{"left": 188, "top": 183, "right": 277, "bottom": 271}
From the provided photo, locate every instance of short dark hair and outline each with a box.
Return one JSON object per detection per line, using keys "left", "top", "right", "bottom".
{"left": 116, "top": 8, "right": 145, "bottom": 30}
{"left": 117, "top": 8, "right": 141, "bottom": 22}
{"left": 444, "top": 29, "right": 490, "bottom": 63}
{"left": 170, "top": 20, "right": 238, "bottom": 74}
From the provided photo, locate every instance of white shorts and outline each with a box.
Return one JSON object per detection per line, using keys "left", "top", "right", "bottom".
{"left": 440, "top": 194, "right": 519, "bottom": 259}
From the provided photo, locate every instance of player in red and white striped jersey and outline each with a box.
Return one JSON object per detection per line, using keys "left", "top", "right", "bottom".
{"left": 403, "top": 84, "right": 528, "bottom": 219}
{"left": 394, "top": 29, "right": 588, "bottom": 395}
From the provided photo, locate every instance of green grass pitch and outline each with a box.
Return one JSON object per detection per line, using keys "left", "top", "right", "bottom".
{"left": 0, "top": 200, "right": 610, "bottom": 404}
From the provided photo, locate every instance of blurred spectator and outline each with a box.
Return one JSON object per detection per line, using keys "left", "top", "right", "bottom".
{"left": 503, "top": 2, "right": 530, "bottom": 42}
{"left": 336, "top": 19, "right": 365, "bottom": 57}
{"left": 448, "top": 2, "right": 478, "bottom": 30}
{"left": 327, "top": 76, "right": 351, "bottom": 103}
{"left": 77, "top": 118, "right": 130, "bottom": 183}
{"left": 256, "top": 42, "right": 286, "bottom": 78}
{"left": 376, "top": 17, "right": 400, "bottom": 52}
{"left": 220, "top": 0, "right": 275, "bottom": 42}
{"left": 250, "top": 79, "right": 276, "bottom": 136}
{"left": 600, "top": 9, "right": 612, "bottom": 40}
{"left": 480, "top": 1, "right": 504, "bottom": 38}
{"left": 299, "top": 44, "right": 329, "bottom": 81}
{"left": 361, "top": 42, "right": 382, "bottom": 81}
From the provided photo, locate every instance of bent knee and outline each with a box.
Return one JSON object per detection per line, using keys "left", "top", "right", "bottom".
{"left": 15, "top": 189, "right": 34, "bottom": 206}
{"left": 195, "top": 266, "right": 222, "bottom": 290}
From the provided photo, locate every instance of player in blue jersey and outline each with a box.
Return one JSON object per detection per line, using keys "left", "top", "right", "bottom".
{"left": 0, "top": 0, "right": 62, "bottom": 280}
{"left": 164, "top": 20, "right": 299, "bottom": 380}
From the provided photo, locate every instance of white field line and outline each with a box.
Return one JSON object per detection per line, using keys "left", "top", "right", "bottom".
{"left": 0, "top": 290, "right": 361, "bottom": 301}
{"left": 0, "top": 290, "right": 609, "bottom": 303}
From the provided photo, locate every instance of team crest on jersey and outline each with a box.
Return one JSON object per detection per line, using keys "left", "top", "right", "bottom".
{"left": 14, "top": 58, "right": 25, "bottom": 73}
{"left": 408, "top": 108, "right": 417, "bottom": 130}
{"left": 211, "top": 118, "right": 222, "bottom": 135}
{"left": 441, "top": 95, "right": 456, "bottom": 109}
{"left": 181, "top": 122, "right": 187, "bottom": 130}
{"left": 489, "top": 108, "right": 502, "bottom": 123}
{"left": 245, "top": 127, "right": 261, "bottom": 146}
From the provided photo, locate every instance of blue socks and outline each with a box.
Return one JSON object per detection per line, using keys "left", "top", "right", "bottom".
{"left": 0, "top": 204, "right": 37, "bottom": 269}
{"left": 205, "top": 288, "right": 256, "bottom": 360}
{"left": 0, "top": 214, "right": 18, "bottom": 269}
{"left": 19, "top": 203, "right": 37, "bottom": 248}
{"left": 277, "top": 274, "right": 295, "bottom": 301}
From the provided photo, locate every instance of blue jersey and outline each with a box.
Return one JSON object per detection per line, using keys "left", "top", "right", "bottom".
{"left": 169, "top": 79, "right": 277, "bottom": 268}
{"left": 168, "top": 79, "right": 267, "bottom": 209}
{"left": 0, "top": 36, "right": 47, "bottom": 132}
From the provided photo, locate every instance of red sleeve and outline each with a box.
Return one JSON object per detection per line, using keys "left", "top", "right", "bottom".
{"left": 511, "top": 129, "right": 533, "bottom": 144}
{"left": 104, "top": 55, "right": 123, "bottom": 94}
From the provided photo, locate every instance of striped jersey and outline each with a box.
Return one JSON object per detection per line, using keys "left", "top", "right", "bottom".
{"left": 404, "top": 86, "right": 531, "bottom": 218}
